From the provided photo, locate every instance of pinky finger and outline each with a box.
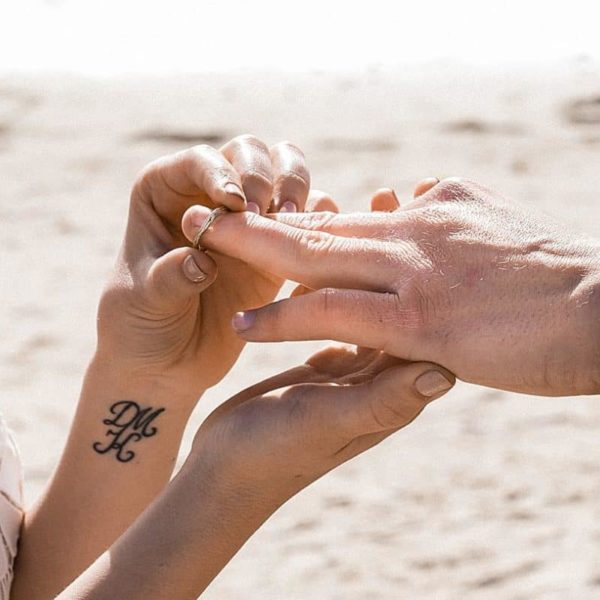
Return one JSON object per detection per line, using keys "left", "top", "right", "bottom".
{"left": 305, "top": 189, "right": 339, "bottom": 214}
{"left": 370, "top": 188, "right": 400, "bottom": 212}
{"left": 413, "top": 177, "right": 440, "bottom": 198}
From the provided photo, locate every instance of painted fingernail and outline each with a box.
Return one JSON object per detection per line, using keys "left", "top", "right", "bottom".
{"left": 415, "top": 370, "right": 453, "bottom": 398}
{"left": 232, "top": 311, "right": 256, "bottom": 332}
{"left": 224, "top": 182, "right": 246, "bottom": 202}
{"left": 182, "top": 255, "right": 207, "bottom": 283}
{"left": 280, "top": 201, "right": 297, "bottom": 213}
{"left": 247, "top": 201, "right": 261, "bottom": 214}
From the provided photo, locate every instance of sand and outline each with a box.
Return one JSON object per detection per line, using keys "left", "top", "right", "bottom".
{"left": 1, "top": 61, "right": 600, "bottom": 599}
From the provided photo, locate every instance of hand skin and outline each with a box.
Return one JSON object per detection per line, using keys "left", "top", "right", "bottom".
{"left": 97, "top": 135, "right": 314, "bottom": 388}
{"left": 179, "top": 177, "right": 600, "bottom": 396}
{"left": 11, "top": 135, "right": 330, "bottom": 600}
{"left": 57, "top": 345, "right": 454, "bottom": 600}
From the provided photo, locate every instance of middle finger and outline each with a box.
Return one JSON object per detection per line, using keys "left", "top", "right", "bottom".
{"left": 221, "top": 134, "right": 274, "bottom": 214}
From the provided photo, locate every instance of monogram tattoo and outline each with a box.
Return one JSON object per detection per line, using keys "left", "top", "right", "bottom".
{"left": 93, "top": 401, "right": 165, "bottom": 463}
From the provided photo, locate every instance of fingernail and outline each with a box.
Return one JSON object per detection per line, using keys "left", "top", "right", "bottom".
{"left": 247, "top": 201, "right": 261, "bottom": 214}
{"left": 232, "top": 311, "right": 256, "bottom": 332}
{"left": 224, "top": 182, "right": 246, "bottom": 202}
{"left": 190, "top": 207, "right": 209, "bottom": 229}
{"left": 280, "top": 201, "right": 297, "bottom": 213}
{"left": 415, "top": 370, "right": 453, "bottom": 398}
{"left": 182, "top": 255, "right": 207, "bottom": 283}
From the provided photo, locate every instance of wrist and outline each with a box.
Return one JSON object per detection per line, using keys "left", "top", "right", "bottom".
{"left": 187, "top": 434, "right": 308, "bottom": 516}
{"left": 180, "top": 451, "right": 283, "bottom": 527}
{"left": 86, "top": 352, "right": 204, "bottom": 410}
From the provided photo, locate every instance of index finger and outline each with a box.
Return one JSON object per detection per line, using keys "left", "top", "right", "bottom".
{"left": 133, "top": 145, "right": 247, "bottom": 226}
{"left": 180, "top": 206, "right": 411, "bottom": 291}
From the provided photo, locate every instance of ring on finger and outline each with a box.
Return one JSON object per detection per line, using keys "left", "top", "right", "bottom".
{"left": 193, "top": 206, "right": 230, "bottom": 250}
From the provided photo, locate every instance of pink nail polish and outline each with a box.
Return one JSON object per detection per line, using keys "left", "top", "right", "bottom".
{"left": 232, "top": 311, "right": 256, "bottom": 332}
{"left": 247, "top": 202, "right": 261, "bottom": 214}
{"left": 280, "top": 201, "right": 297, "bottom": 213}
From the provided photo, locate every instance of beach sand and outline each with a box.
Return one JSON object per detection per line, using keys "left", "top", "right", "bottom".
{"left": 1, "top": 61, "right": 600, "bottom": 598}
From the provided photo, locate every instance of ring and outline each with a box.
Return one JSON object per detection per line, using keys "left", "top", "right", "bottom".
{"left": 192, "top": 206, "right": 230, "bottom": 249}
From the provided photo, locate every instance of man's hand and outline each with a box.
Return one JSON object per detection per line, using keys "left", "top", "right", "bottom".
{"left": 180, "top": 178, "right": 600, "bottom": 396}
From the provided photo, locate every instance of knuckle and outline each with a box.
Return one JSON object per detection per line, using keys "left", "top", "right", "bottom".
{"left": 180, "top": 146, "right": 212, "bottom": 176}
{"left": 316, "top": 287, "right": 339, "bottom": 317}
{"left": 241, "top": 169, "right": 273, "bottom": 195}
{"left": 368, "top": 391, "right": 406, "bottom": 430}
{"left": 387, "top": 287, "right": 430, "bottom": 339}
{"left": 233, "top": 134, "right": 268, "bottom": 151}
{"left": 276, "top": 169, "right": 310, "bottom": 190}
{"left": 130, "top": 156, "right": 169, "bottom": 202}
{"left": 294, "top": 229, "right": 334, "bottom": 260}
{"left": 272, "top": 140, "right": 305, "bottom": 157}
{"left": 410, "top": 282, "right": 437, "bottom": 329}
{"left": 432, "top": 177, "right": 476, "bottom": 203}
{"left": 256, "top": 297, "right": 300, "bottom": 340}
{"left": 404, "top": 272, "right": 454, "bottom": 353}
{"left": 188, "top": 144, "right": 214, "bottom": 160}
{"left": 302, "top": 211, "right": 338, "bottom": 230}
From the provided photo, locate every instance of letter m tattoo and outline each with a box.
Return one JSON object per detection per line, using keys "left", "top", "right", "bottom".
{"left": 93, "top": 401, "right": 166, "bottom": 463}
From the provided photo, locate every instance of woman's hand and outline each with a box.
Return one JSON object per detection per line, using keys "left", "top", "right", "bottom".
{"left": 191, "top": 345, "right": 454, "bottom": 500}
{"left": 179, "top": 178, "right": 600, "bottom": 396}
{"left": 13, "top": 136, "right": 340, "bottom": 600}
{"left": 96, "top": 135, "right": 322, "bottom": 394}
{"left": 56, "top": 348, "right": 453, "bottom": 600}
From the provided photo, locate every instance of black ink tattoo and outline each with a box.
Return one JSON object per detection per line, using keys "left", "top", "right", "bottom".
{"left": 92, "top": 401, "right": 165, "bottom": 463}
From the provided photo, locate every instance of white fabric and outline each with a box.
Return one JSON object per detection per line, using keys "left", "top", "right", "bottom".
{"left": 0, "top": 416, "right": 24, "bottom": 599}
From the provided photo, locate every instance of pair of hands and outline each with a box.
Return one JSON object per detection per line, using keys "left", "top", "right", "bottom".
{"left": 99, "top": 132, "right": 600, "bottom": 511}
{"left": 98, "top": 135, "right": 451, "bottom": 508}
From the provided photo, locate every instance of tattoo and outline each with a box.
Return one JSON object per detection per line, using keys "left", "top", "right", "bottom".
{"left": 92, "top": 401, "right": 165, "bottom": 463}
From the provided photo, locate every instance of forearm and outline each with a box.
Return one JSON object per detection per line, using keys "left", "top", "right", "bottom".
{"left": 12, "top": 356, "right": 202, "bottom": 599}
{"left": 56, "top": 453, "right": 277, "bottom": 600}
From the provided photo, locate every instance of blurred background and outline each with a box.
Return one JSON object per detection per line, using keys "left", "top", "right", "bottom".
{"left": 1, "top": 1, "right": 600, "bottom": 598}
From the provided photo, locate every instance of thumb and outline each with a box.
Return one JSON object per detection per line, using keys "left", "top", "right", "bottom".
{"left": 322, "top": 362, "right": 454, "bottom": 439}
{"left": 145, "top": 246, "right": 217, "bottom": 310}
